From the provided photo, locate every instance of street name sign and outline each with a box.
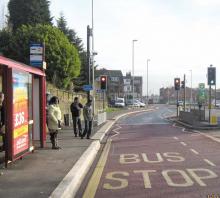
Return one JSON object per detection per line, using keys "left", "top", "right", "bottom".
{"left": 83, "top": 85, "right": 93, "bottom": 91}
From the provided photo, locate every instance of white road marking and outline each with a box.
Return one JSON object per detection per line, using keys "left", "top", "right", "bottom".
{"left": 180, "top": 142, "right": 187, "bottom": 146}
{"left": 182, "top": 128, "right": 185, "bottom": 132}
{"left": 190, "top": 149, "right": 199, "bottom": 155}
{"left": 204, "top": 159, "right": 216, "bottom": 167}
{"left": 173, "top": 137, "right": 179, "bottom": 140}
{"left": 111, "top": 125, "right": 122, "bottom": 138}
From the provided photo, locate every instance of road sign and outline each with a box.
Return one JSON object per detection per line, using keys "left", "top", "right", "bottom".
{"left": 83, "top": 85, "right": 93, "bottom": 91}
{"left": 30, "top": 43, "right": 44, "bottom": 68}
{"left": 198, "top": 83, "right": 206, "bottom": 103}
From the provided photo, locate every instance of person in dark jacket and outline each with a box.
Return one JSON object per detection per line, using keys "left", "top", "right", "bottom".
{"left": 0, "top": 92, "right": 5, "bottom": 152}
{"left": 70, "top": 97, "right": 83, "bottom": 137}
{"left": 82, "top": 99, "right": 93, "bottom": 139}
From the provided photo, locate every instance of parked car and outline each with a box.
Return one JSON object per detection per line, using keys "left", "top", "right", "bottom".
{"left": 115, "top": 98, "right": 125, "bottom": 107}
{"left": 109, "top": 99, "right": 116, "bottom": 107}
{"left": 178, "top": 101, "right": 183, "bottom": 106}
{"left": 126, "top": 99, "right": 140, "bottom": 107}
{"left": 135, "top": 100, "right": 146, "bottom": 107}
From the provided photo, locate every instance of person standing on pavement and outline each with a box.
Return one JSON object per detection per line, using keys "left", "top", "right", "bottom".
{"left": 47, "top": 96, "right": 62, "bottom": 149}
{"left": 82, "top": 99, "right": 93, "bottom": 139}
{"left": 70, "top": 97, "right": 83, "bottom": 137}
{"left": 0, "top": 92, "right": 5, "bottom": 152}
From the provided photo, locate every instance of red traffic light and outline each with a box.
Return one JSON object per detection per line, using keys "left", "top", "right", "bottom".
{"left": 100, "top": 75, "right": 107, "bottom": 90}
{"left": 101, "top": 77, "right": 106, "bottom": 82}
{"left": 174, "top": 78, "right": 180, "bottom": 90}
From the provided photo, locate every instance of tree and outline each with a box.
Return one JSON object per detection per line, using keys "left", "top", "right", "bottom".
{"left": 0, "top": 28, "right": 12, "bottom": 55}
{"left": 56, "top": 13, "right": 69, "bottom": 35}
{"left": 8, "top": 0, "right": 52, "bottom": 31}
{"left": 57, "top": 14, "right": 87, "bottom": 86}
{"left": 56, "top": 14, "right": 84, "bottom": 53}
{"left": 1, "top": 24, "right": 81, "bottom": 89}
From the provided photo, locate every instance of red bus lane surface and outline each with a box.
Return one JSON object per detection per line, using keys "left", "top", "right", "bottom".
{"left": 82, "top": 122, "right": 220, "bottom": 197}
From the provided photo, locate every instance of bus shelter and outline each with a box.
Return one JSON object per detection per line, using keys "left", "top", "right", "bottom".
{"left": 0, "top": 56, "right": 46, "bottom": 166}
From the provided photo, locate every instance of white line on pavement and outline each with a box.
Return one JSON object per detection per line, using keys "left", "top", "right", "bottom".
{"left": 204, "top": 159, "right": 216, "bottom": 167}
{"left": 173, "top": 137, "right": 179, "bottom": 140}
{"left": 180, "top": 142, "right": 187, "bottom": 146}
{"left": 190, "top": 149, "right": 199, "bottom": 155}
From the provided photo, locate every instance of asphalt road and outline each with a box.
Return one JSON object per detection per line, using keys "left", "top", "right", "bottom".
{"left": 78, "top": 105, "right": 220, "bottom": 198}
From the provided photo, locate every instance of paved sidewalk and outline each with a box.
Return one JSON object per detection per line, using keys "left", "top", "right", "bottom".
{"left": 0, "top": 108, "right": 138, "bottom": 198}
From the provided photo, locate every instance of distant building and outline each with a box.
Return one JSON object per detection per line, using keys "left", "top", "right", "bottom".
{"left": 95, "top": 68, "right": 124, "bottom": 101}
{"left": 124, "top": 72, "right": 143, "bottom": 101}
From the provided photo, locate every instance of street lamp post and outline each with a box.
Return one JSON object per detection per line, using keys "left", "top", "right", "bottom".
{"left": 91, "top": 0, "right": 95, "bottom": 114}
{"left": 147, "top": 59, "right": 150, "bottom": 106}
{"left": 189, "top": 70, "right": 192, "bottom": 110}
{"left": 132, "top": 39, "right": 138, "bottom": 107}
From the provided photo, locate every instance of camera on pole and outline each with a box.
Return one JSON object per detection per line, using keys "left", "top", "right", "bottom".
{"left": 174, "top": 78, "right": 180, "bottom": 90}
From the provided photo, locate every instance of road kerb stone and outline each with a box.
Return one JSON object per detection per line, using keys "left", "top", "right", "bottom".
{"left": 49, "top": 141, "right": 100, "bottom": 198}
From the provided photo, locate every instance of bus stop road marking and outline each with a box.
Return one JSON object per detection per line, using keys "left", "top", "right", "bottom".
{"left": 180, "top": 142, "right": 187, "bottom": 146}
{"left": 204, "top": 159, "right": 216, "bottom": 167}
{"left": 190, "top": 149, "right": 199, "bottom": 155}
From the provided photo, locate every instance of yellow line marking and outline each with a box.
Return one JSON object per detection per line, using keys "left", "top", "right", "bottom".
{"left": 190, "top": 149, "right": 199, "bottom": 155}
{"left": 173, "top": 137, "right": 178, "bottom": 140}
{"left": 204, "top": 159, "right": 216, "bottom": 167}
{"left": 83, "top": 140, "right": 112, "bottom": 198}
{"left": 180, "top": 142, "right": 187, "bottom": 146}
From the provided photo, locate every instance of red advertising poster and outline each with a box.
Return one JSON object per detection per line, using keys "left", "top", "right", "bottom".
{"left": 12, "top": 71, "right": 29, "bottom": 156}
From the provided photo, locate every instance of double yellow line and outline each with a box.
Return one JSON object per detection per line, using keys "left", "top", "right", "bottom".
{"left": 83, "top": 139, "right": 112, "bottom": 198}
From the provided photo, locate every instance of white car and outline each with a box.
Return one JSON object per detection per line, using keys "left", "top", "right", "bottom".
{"left": 115, "top": 98, "right": 125, "bottom": 107}
{"left": 135, "top": 100, "right": 146, "bottom": 107}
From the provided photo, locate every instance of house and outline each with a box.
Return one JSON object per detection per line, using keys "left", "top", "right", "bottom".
{"left": 95, "top": 68, "right": 124, "bottom": 101}
{"left": 124, "top": 72, "right": 143, "bottom": 101}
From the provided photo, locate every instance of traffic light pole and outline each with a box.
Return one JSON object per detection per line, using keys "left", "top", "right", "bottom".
{"left": 103, "top": 91, "right": 105, "bottom": 110}
{"left": 183, "top": 74, "right": 186, "bottom": 112}
{"left": 209, "top": 84, "right": 211, "bottom": 123}
{"left": 176, "top": 90, "right": 179, "bottom": 118}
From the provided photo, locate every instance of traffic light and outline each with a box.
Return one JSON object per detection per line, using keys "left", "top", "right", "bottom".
{"left": 100, "top": 75, "right": 107, "bottom": 90}
{"left": 208, "top": 67, "right": 216, "bottom": 85}
{"left": 181, "top": 80, "right": 185, "bottom": 89}
{"left": 174, "top": 78, "right": 180, "bottom": 90}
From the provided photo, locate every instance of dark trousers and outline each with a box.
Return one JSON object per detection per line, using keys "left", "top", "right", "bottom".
{"left": 72, "top": 117, "right": 82, "bottom": 136}
{"left": 49, "top": 130, "right": 58, "bottom": 148}
{"left": 82, "top": 120, "right": 92, "bottom": 138}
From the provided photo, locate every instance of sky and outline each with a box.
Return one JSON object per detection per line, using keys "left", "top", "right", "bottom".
{"left": 2, "top": 0, "right": 220, "bottom": 95}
